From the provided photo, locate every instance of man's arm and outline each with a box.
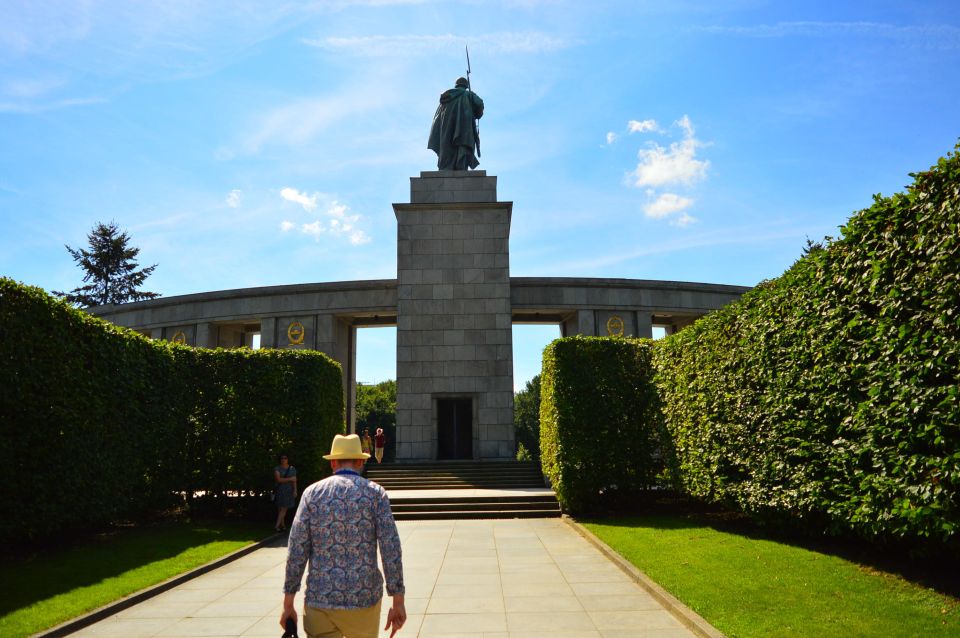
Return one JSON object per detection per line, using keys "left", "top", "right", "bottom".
{"left": 375, "top": 489, "right": 406, "bottom": 635}
{"left": 279, "top": 494, "right": 311, "bottom": 628}
{"left": 374, "top": 490, "right": 405, "bottom": 595}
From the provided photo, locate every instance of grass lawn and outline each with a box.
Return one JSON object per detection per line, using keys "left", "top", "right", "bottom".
{"left": 583, "top": 515, "right": 959, "bottom": 638}
{"left": 0, "top": 520, "right": 268, "bottom": 638}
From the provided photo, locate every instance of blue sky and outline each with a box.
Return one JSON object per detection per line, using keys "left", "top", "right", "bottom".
{"left": 2, "top": 1, "right": 959, "bottom": 389}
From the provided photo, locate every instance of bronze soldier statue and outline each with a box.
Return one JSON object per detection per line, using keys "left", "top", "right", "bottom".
{"left": 428, "top": 77, "right": 484, "bottom": 170}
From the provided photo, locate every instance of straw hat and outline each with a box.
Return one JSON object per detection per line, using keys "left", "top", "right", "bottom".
{"left": 323, "top": 434, "right": 371, "bottom": 460}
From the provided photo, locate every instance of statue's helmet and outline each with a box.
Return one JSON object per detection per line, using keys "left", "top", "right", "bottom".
{"left": 455, "top": 77, "right": 469, "bottom": 88}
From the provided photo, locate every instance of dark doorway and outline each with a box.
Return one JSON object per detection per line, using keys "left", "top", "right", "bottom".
{"left": 437, "top": 398, "right": 473, "bottom": 459}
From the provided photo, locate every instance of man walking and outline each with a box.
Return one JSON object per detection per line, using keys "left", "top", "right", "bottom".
{"left": 281, "top": 434, "right": 406, "bottom": 637}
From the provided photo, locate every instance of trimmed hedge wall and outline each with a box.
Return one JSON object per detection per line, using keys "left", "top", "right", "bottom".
{"left": 540, "top": 336, "right": 669, "bottom": 513}
{"left": 540, "top": 143, "right": 959, "bottom": 546}
{"left": 655, "top": 144, "right": 960, "bottom": 543}
{"left": 0, "top": 278, "right": 343, "bottom": 543}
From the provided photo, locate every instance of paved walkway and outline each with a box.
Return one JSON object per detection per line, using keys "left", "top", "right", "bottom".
{"left": 73, "top": 519, "right": 697, "bottom": 638}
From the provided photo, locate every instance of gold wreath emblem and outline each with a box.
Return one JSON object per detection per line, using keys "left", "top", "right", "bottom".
{"left": 606, "top": 315, "right": 625, "bottom": 337}
{"left": 287, "top": 321, "right": 305, "bottom": 345}
{"left": 171, "top": 331, "right": 187, "bottom": 345}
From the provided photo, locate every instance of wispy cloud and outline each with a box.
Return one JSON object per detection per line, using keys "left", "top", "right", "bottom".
{"left": 672, "top": 212, "right": 696, "bottom": 227}
{"left": 644, "top": 193, "right": 693, "bottom": 219}
{"left": 606, "top": 132, "right": 617, "bottom": 145}
{"left": 628, "top": 119, "right": 660, "bottom": 134}
{"left": 221, "top": 83, "right": 386, "bottom": 157}
{"left": 544, "top": 224, "right": 809, "bottom": 275}
{"left": 0, "top": 96, "right": 107, "bottom": 114}
{"left": 226, "top": 189, "right": 243, "bottom": 208}
{"left": 303, "top": 32, "right": 575, "bottom": 57}
{"left": 696, "top": 21, "right": 960, "bottom": 49}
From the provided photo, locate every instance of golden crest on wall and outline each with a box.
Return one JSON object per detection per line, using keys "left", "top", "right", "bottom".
{"left": 171, "top": 331, "right": 187, "bottom": 345}
{"left": 606, "top": 315, "right": 625, "bottom": 337}
{"left": 287, "top": 321, "right": 305, "bottom": 345}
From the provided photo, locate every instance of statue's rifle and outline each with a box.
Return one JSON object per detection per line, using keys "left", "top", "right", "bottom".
{"left": 466, "top": 44, "right": 480, "bottom": 157}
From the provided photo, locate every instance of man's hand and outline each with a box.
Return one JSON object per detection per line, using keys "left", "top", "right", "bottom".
{"left": 384, "top": 594, "right": 406, "bottom": 637}
{"left": 279, "top": 593, "right": 297, "bottom": 630}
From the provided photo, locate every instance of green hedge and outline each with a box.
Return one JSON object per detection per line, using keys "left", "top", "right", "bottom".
{"left": 186, "top": 347, "right": 342, "bottom": 502}
{"left": 539, "top": 144, "right": 959, "bottom": 545}
{"left": 655, "top": 144, "right": 960, "bottom": 543}
{"left": 0, "top": 278, "right": 343, "bottom": 543}
{"left": 540, "top": 336, "right": 669, "bottom": 513}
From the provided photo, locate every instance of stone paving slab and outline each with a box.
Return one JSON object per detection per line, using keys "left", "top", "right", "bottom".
{"left": 71, "top": 519, "right": 700, "bottom": 638}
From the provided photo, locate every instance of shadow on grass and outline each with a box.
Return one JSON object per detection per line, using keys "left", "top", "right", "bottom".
{"left": 581, "top": 493, "right": 960, "bottom": 601}
{"left": 0, "top": 519, "right": 269, "bottom": 619}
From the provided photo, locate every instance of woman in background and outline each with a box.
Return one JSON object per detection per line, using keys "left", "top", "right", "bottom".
{"left": 273, "top": 454, "right": 297, "bottom": 532}
{"left": 361, "top": 428, "right": 374, "bottom": 458}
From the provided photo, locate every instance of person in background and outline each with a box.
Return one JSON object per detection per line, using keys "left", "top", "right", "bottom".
{"left": 274, "top": 454, "right": 297, "bottom": 532}
{"left": 361, "top": 428, "right": 373, "bottom": 458}
{"left": 281, "top": 434, "right": 406, "bottom": 638}
{"left": 374, "top": 428, "right": 386, "bottom": 464}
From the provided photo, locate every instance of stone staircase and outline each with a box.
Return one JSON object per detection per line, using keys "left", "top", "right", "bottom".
{"left": 365, "top": 460, "right": 562, "bottom": 520}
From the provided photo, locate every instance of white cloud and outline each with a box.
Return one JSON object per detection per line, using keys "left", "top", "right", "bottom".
{"left": 625, "top": 116, "right": 710, "bottom": 226}
{"left": 303, "top": 32, "right": 575, "bottom": 56}
{"left": 630, "top": 115, "right": 709, "bottom": 188}
{"left": 226, "top": 189, "right": 242, "bottom": 208}
{"left": 350, "top": 231, "right": 372, "bottom": 245}
{"left": 606, "top": 132, "right": 617, "bottom": 145}
{"left": 628, "top": 119, "right": 659, "bottom": 134}
{"left": 280, "top": 187, "right": 319, "bottom": 211}
{"left": 671, "top": 212, "right": 697, "bottom": 227}
{"left": 280, "top": 198, "right": 371, "bottom": 245}
{"left": 676, "top": 114, "right": 695, "bottom": 137}
{"left": 644, "top": 193, "right": 694, "bottom": 219}
{"left": 301, "top": 220, "right": 326, "bottom": 239}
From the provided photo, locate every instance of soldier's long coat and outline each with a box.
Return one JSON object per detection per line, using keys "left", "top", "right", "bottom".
{"left": 428, "top": 87, "right": 484, "bottom": 170}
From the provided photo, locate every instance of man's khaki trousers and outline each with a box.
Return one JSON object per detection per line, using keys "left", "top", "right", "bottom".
{"left": 303, "top": 600, "right": 382, "bottom": 638}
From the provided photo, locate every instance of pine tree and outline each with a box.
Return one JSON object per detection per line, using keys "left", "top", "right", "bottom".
{"left": 54, "top": 221, "right": 159, "bottom": 307}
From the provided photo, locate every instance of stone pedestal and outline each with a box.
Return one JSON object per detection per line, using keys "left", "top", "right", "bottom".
{"left": 394, "top": 171, "right": 515, "bottom": 460}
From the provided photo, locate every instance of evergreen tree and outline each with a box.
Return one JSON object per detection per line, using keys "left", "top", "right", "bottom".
{"left": 54, "top": 221, "right": 159, "bottom": 307}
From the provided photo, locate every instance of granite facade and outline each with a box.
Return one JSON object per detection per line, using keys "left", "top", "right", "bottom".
{"left": 394, "top": 172, "right": 515, "bottom": 460}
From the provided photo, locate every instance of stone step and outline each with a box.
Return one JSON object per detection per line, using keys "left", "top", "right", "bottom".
{"left": 371, "top": 475, "right": 543, "bottom": 483}
{"left": 375, "top": 481, "right": 545, "bottom": 490}
{"left": 387, "top": 491, "right": 561, "bottom": 520}
{"left": 392, "top": 501, "right": 555, "bottom": 513}
{"left": 392, "top": 509, "right": 561, "bottom": 521}
{"left": 372, "top": 474, "right": 543, "bottom": 482}
{"left": 368, "top": 461, "right": 540, "bottom": 471}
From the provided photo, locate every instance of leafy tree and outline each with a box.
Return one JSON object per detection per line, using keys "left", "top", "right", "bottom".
{"left": 54, "top": 221, "right": 159, "bottom": 307}
{"left": 356, "top": 380, "right": 396, "bottom": 462}
{"left": 514, "top": 374, "right": 541, "bottom": 459}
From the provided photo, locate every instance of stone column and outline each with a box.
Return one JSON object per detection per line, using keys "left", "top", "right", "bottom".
{"left": 260, "top": 318, "right": 277, "bottom": 348}
{"left": 636, "top": 311, "right": 653, "bottom": 339}
{"left": 394, "top": 171, "right": 515, "bottom": 460}
{"left": 563, "top": 310, "right": 596, "bottom": 336}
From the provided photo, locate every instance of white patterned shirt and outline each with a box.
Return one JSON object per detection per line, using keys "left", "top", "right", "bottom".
{"left": 283, "top": 470, "right": 404, "bottom": 609}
